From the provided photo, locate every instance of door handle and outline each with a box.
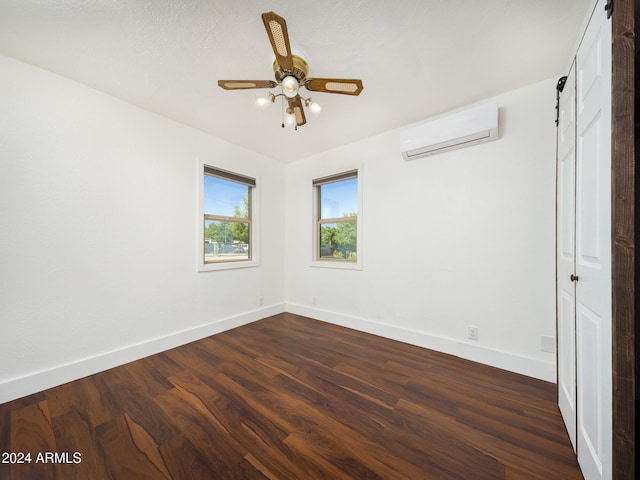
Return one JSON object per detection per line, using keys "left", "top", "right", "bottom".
{"left": 570, "top": 274, "right": 579, "bottom": 282}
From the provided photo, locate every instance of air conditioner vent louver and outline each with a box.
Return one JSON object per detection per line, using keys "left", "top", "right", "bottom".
{"left": 400, "top": 101, "right": 499, "bottom": 160}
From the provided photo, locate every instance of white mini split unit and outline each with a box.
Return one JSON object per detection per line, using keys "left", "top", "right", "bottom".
{"left": 400, "top": 101, "right": 499, "bottom": 160}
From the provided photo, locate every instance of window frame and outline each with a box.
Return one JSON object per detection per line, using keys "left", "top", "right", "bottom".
{"left": 311, "top": 168, "right": 362, "bottom": 270}
{"left": 197, "top": 159, "right": 259, "bottom": 272}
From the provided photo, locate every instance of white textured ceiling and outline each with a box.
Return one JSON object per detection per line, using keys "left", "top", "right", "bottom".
{"left": 0, "top": 0, "right": 593, "bottom": 163}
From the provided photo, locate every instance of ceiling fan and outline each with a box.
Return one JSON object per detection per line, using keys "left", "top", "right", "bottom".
{"left": 218, "top": 11, "right": 364, "bottom": 129}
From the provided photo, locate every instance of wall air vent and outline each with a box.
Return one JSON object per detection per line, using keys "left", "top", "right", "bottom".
{"left": 400, "top": 101, "right": 499, "bottom": 160}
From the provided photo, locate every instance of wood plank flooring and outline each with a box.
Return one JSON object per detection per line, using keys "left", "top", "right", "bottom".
{"left": 0, "top": 313, "right": 583, "bottom": 479}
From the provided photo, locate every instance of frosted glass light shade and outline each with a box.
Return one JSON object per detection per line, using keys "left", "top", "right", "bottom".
{"left": 254, "top": 93, "right": 274, "bottom": 110}
{"left": 307, "top": 99, "right": 322, "bottom": 118}
{"left": 281, "top": 76, "right": 299, "bottom": 98}
{"left": 285, "top": 110, "right": 296, "bottom": 126}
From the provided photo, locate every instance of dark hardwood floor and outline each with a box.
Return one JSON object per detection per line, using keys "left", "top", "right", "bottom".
{"left": 0, "top": 313, "right": 583, "bottom": 479}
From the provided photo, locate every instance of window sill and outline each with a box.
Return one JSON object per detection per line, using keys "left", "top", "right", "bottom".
{"left": 198, "top": 259, "right": 259, "bottom": 272}
{"left": 310, "top": 260, "right": 362, "bottom": 271}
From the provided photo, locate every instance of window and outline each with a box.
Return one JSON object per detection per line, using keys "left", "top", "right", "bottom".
{"left": 203, "top": 165, "right": 255, "bottom": 265}
{"left": 313, "top": 170, "right": 358, "bottom": 263}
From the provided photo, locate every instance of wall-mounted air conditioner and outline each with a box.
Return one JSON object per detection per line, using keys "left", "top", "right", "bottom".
{"left": 400, "top": 101, "right": 499, "bottom": 160}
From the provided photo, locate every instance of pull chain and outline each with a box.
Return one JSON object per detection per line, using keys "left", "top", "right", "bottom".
{"left": 281, "top": 96, "right": 285, "bottom": 128}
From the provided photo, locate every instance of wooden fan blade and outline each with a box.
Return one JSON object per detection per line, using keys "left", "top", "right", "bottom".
{"left": 218, "top": 80, "right": 277, "bottom": 90}
{"left": 288, "top": 97, "right": 306, "bottom": 126}
{"left": 261, "top": 11, "right": 294, "bottom": 71}
{"left": 306, "top": 78, "right": 364, "bottom": 96}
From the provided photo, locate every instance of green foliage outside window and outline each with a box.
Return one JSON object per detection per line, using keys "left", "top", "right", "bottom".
{"left": 205, "top": 195, "right": 249, "bottom": 244}
{"left": 319, "top": 212, "right": 357, "bottom": 260}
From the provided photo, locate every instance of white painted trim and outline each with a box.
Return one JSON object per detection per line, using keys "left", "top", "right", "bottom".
{"left": 0, "top": 303, "right": 285, "bottom": 404}
{"left": 310, "top": 164, "right": 364, "bottom": 270}
{"left": 1, "top": 300, "right": 554, "bottom": 405}
{"left": 196, "top": 156, "right": 262, "bottom": 272}
{"left": 285, "top": 302, "right": 556, "bottom": 383}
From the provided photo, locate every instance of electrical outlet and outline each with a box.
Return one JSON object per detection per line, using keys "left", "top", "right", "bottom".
{"left": 312, "top": 296, "right": 317, "bottom": 305}
{"left": 258, "top": 296, "right": 263, "bottom": 306}
{"left": 540, "top": 336, "right": 555, "bottom": 353}
{"left": 467, "top": 326, "right": 479, "bottom": 341}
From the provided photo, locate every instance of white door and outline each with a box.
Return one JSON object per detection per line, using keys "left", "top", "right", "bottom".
{"left": 557, "top": 63, "right": 577, "bottom": 451}
{"left": 575, "top": 0, "right": 612, "bottom": 478}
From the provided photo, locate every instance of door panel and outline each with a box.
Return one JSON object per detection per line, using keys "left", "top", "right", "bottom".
{"left": 577, "top": 302, "right": 603, "bottom": 471}
{"left": 557, "top": 64, "right": 577, "bottom": 451}
{"left": 558, "top": 288, "right": 576, "bottom": 444}
{"left": 575, "top": 0, "right": 612, "bottom": 478}
{"left": 577, "top": 113, "right": 603, "bottom": 266}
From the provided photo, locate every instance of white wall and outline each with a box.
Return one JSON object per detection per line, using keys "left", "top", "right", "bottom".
{"left": 0, "top": 54, "right": 286, "bottom": 403}
{"left": 285, "top": 78, "right": 558, "bottom": 381}
{"left": 0, "top": 52, "right": 560, "bottom": 403}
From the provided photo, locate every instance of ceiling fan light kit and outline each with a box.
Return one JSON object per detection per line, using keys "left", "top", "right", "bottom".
{"left": 217, "top": 11, "right": 363, "bottom": 129}
{"left": 254, "top": 92, "right": 275, "bottom": 110}
{"left": 305, "top": 98, "right": 322, "bottom": 118}
{"left": 285, "top": 109, "right": 297, "bottom": 126}
{"left": 281, "top": 75, "right": 299, "bottom": 98}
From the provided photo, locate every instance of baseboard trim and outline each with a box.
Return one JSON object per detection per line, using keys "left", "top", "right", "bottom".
{"left": 0, "top": 303, "right": 286, "bottom": 404}
{"left": 285, "top": 303, "right": 556, "bottom": 383}
{"left": 1, "top": 301, "right": 555, "bottom": 405}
